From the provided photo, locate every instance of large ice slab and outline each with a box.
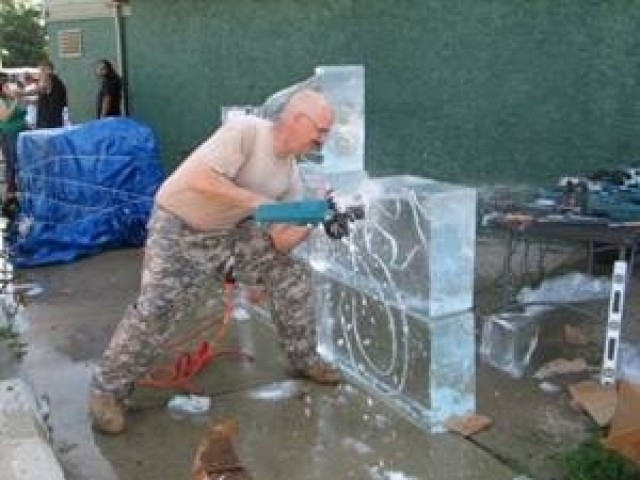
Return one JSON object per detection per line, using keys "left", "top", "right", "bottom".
{"left": 299, "top": 176, "right": 477, "bottom": 317}
{"left": 314, "top": 271, "right": 476, "bottom": 432}
{"left": 222, "top": 65, "right": 365, "bottom": 193}
{"left": 258, "top": 65, "right": 365, "bottom": 174}
{"left": 299, "top": 163, "right": 369, "bottom": 197}
{"left": 312, "top": 65, "right": 364, "bottom": 173}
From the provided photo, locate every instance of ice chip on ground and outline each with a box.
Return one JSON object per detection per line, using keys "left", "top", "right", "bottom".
{"left": 368, "top": 465, "right": 420, "bottom": 480}
{"left": 13, "top": 282, "right": 45, "bottom": 297}
{"left": 516, "top": 272, "right": 610, "bottom": 316}
{"left": 342, "top": 437, "right": 374, "bottom": 455}
{"left": 232, "top": 306, "right": 251, "bottom": 321}
{"left": 167, "top": 394, "right": 210, "bottom": 414}
{"left": 247, "top": 380, "right": 301, "bottom": 401}
{"left": 480, "top": 313, "right": 539, "bottom": 378}
{"left": 538, "top": 381, "right": 561, "bottom": 394}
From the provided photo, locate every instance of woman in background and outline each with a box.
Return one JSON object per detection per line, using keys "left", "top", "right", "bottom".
{"left": 95, "top": 59, "right": 122, "bottom": 118}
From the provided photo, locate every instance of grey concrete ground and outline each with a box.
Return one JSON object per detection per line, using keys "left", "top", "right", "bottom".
{"left": 1, "top": 233, "right": 638, "bottom": 480}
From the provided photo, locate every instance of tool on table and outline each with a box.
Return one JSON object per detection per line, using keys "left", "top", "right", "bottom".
{"left": 253, "top": 193, "right": 365, "bottom": 240}
{"left": 600, "top": 259, "right": 627, "bottom": 387}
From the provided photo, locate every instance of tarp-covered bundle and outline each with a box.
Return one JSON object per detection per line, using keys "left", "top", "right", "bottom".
{"left": 14, "top": 118, "right": 165, "bottom": 267}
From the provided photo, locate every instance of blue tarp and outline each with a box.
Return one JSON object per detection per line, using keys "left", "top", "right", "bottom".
{"left": 14, "top": 117, "right": 165, "bottom": 267}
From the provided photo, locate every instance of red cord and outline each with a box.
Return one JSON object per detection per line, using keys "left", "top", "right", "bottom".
{"left": 137, "top": 279, "right": 255, "bottom": 393}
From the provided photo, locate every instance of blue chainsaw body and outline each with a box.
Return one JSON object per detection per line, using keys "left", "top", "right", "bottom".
{"left": 253, "top": 200, "right": 333, "bottom": 225}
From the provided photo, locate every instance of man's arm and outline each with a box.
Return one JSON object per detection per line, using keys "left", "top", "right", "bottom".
{"left": 266, "top": 162, "right": 312, "bottom": 252}
{"left": 185, "top": 160, "right": 309, "bottom": 252}
{"left": 185, "top": 159, "right": 270, "bottom": 211}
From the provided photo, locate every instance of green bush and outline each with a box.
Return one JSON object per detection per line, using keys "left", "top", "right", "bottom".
{"left": 561, "top": 437, "right": 640, "bottom": 480}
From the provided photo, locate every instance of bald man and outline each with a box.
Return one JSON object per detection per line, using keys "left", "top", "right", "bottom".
{"left": 90, "top": 90, "right": 340, "bottom": 434}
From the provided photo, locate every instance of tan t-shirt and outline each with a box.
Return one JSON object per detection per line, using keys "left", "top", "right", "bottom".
{"left": 155, "top": 115, "right": 303, "bottom": 230}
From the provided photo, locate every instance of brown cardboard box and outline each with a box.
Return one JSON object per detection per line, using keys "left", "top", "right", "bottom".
{"left": 568, "top": 380, "right": 617, "bottom": 427}
{"left": 603, "top": 381, "right": 640, "bottom": 467}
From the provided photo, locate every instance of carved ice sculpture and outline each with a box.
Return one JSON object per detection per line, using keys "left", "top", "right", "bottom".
{"left": 227, "top": 66, "right": 478, "bottom": 432}
{"left": 314, "top": 273, "right": 476, "bottom": 431}
{"left": 298, "top": 175, "right": 478, "bottom": 431}
{"left": 305, "top": 176, "right": 477, "bottom": 317}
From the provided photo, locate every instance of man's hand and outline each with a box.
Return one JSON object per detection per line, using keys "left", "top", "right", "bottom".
{"left": 269, "top": 224, "right": 310, "bottom": 252}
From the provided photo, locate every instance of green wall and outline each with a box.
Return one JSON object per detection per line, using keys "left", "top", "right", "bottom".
{"left": 52, "top": 1, "right": 640, "bottom": 185}
{"left": 48, "top": 19, "right": 118, "bottom": 122}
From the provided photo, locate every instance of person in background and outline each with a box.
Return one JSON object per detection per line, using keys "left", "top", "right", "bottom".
{"left": 95, "top": 59, "right": 122, "bottom": 118}
{"left": 33, "top": 59, "right": 68, "bottom": 129}
{"left": 0, "top": 74, "right": 27, "bottom": 216}
{"left": 21, "top": 72, "right": 39, "bottom": 129}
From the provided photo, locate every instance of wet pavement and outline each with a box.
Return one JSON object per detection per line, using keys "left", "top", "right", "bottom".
{"left": 2, "top": 240, "right": 639, "bottom": 479}
{"left": 3, "top": 247, "right": 515, "bottom": 480}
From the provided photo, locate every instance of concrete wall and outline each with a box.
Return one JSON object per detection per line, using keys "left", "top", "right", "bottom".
{"left": 49, "top": 0, "right": 640, "bottom": 185}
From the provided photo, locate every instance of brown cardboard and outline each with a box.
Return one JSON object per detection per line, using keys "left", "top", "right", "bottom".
{"left": 445, "top": 413, "right": 493, "bottom": 437}
{"left": 603, "top": 381, "right": 640, "bottom": 466}
{"left": 567, "top": 380, "right": 617, "bottom": 427}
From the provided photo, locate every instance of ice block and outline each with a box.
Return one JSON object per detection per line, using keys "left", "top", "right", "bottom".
{"left": 298, "top": 163, "right": 368, "bottom": 197}
{"left": 301, "top": 176, "right": 477, "bottom": 317}
{"left": 314, "top": 271, "right": 476, "bottom": 432}
{"left": 312, "top": 65, "right": 365, "bottom": 173}
{"left": 258, "top": 65, "right": 365, "bottom": 175}
{"left": 479, "top": 313, "right": 540, "bottom": 378}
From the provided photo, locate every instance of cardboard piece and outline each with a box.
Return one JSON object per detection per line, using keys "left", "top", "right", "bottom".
{"left": 568, "top": 380, "right": 617, "bottom": 427}
{"left": 603, "top": 381, "right": 640, "bottom": 466}
{"left": 191, "top": 419, "right": 253, "bottom": 480}
{"left": 534, "top": 358, "right": 588, "bottom": 380}
{"left": 445, "top": 413, "right": 492, "bottom": 437}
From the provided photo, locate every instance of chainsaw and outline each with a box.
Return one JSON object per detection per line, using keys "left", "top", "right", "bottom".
{"left": 253, "top": 194, "right": 365, "bottom": 240}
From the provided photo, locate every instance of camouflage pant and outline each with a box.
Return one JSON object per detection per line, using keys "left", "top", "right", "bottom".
{"left": 92, "top": 206, "right": 317, "bottom": 398}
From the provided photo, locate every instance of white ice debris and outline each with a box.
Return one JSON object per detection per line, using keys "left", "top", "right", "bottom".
{"left": 341, "top": 437, "right": 374, "bottom": 455}
{"left": 368, "top": 465, "right": 419, "bottom": 480}
{"left": 247, "top": 380, "right": 301, "bottom": 401}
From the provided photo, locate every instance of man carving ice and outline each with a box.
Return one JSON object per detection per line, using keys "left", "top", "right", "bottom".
{"left": 90, "top": 89, "right": 344, "bottom": 434}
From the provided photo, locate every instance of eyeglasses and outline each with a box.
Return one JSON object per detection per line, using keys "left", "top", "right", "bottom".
{"left": 300, "top": 112, "right": 331, "bottom": 136}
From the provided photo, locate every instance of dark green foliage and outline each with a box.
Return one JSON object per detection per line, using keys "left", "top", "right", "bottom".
{"left": 561, "top": 437, "right": 640, "bottom": 480}
{"left": 0, "top": 0, "right": 46, "bottom": 67}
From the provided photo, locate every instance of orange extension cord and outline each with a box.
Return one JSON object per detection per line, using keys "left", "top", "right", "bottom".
{"left": 136, "top": 279, "right": 255, "bottom": 393}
